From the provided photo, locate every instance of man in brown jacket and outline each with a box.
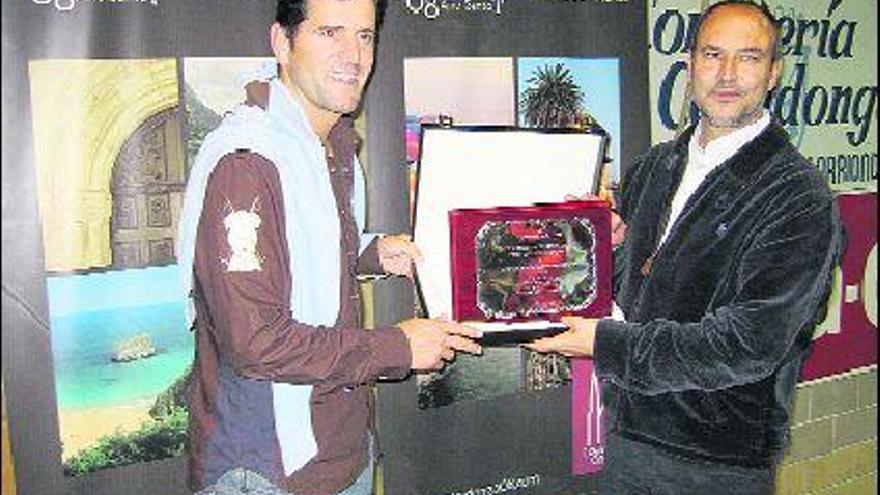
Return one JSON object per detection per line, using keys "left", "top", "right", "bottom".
{"left": 177, "top": 1, "right": 482, "bottom": 494}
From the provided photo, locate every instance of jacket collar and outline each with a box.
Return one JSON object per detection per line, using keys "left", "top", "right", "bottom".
{"left": 245, "top": 79, "right": 358, "bottom": 156}
{"left": 672, "top": 119, "right": 791, "bottom": 182}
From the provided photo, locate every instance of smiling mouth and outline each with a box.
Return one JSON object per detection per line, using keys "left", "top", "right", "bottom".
{"left": 331, "top": 73, "right": 360, "bottom": 85}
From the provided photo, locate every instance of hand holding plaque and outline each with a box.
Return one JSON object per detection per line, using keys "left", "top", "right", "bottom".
{"left": 525, "top": 316, "right": 598, "bottom": 357}
{"left": 398, "top": 318, "right": 483, "bottom": 371}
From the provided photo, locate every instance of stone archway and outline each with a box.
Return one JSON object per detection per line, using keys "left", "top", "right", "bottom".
{"left": 29, "top": 59, "right": 179, "bottom": 272}
{"left": 110, "top": 108, "right": 185, "bottom": 269}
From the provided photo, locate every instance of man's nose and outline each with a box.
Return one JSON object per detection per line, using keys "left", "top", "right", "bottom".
{"left": 339, "top": 34, "right": 363, "bottom": 65}
{"left": 718, "top": 56, "right": 738, "bottom": 82}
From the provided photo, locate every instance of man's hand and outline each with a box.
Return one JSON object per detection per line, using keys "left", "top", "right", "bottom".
{"left": 525, "top": 316, "right": 598, "bottom": 357}
{"left": 398, "top": 318, "right": 482, "bottom": 371}
{"left": 378, "top": 234, "right": 422, "bottom": 278}
{"left": 609, "top": 209, "right": 627, "bottom": 247}
{"left": 565, "top": 193, "right": 627, "bottom": 248}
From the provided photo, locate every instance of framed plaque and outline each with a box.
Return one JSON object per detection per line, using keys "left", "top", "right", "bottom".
{"left": 413, "top": 126, "right": 609, "bottom": 344}
{"left": 449, "top": 201, "right": 611, "bottom": 344}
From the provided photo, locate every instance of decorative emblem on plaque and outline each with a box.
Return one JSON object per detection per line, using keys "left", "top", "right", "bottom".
{"left": 475, "top": 218, "right": 597, "bottom": 320}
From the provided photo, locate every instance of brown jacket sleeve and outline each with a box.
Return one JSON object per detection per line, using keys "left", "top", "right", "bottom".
{"left": 356, "top": 237, "right": 384, "bottom": 275}
{"left": 194, "top": 151, "right": 411, "bottom": 389}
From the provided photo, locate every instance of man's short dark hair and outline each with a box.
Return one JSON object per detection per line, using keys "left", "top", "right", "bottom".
{"left": 276, "top": 0, "right": 388, "bottom": 38}
{"left": 689, "top": 0, "right": 782, "bottom": 61}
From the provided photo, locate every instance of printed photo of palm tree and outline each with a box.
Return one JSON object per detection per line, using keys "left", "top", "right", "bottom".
{"left": 520, "top": 63, "right": 593, "bottom": 129}
{"left": 517, "top": 58, "right": 621, "bottom": 183}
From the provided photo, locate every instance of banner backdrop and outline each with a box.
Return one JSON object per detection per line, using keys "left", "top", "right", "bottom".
{"left": 801, "top": 192, "right": 878, "bottom": 381}
{"left": 648, "top": 0, "right": 878, "bottom": 192}
{"left": 2, "top": 1, "right": 649, "bottom": 495}
{"left": 2, "top": 3, "right": 277, "bottom": 494}
{"left": 367, "top": 2, "right": 648, "bottom": 495}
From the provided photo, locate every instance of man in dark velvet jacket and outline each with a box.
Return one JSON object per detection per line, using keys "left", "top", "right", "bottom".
{"left": 529, "top": 1, "right": 844, "bottom": 493}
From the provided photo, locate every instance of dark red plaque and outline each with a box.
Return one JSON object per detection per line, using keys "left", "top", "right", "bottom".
{"left": 449, "top": 201, "right": 612, "bottom": 340}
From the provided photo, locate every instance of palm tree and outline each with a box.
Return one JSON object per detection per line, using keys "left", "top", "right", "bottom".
{"left": 520, "top": 63, "right": 593, "bottom": 128}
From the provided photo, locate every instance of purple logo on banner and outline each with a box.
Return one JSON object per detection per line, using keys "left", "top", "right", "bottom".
{"left": 572, "top": 358, "right": 604, "bottom": 474}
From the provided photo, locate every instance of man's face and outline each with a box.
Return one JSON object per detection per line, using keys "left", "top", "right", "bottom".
{"left": 689, "top": 4, "right": 781, "bottom": 140}
{"left": 280, "top": 0, "right": 376, "bottom": 126}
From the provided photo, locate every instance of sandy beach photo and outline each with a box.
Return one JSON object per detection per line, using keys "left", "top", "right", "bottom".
{"left": 58, "top": 402, "right": 153, "bottom": 461}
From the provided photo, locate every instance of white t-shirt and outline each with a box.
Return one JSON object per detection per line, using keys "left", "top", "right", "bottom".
{"left": 659, "top": 111, "right": 771, "bottom": 245}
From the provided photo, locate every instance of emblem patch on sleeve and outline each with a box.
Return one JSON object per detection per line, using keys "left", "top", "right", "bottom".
{"left": 222, "top": 198, "right": 264, "bottom": 272}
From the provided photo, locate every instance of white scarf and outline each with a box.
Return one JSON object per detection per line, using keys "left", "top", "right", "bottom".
{"left": 178, "top": 79, "right": 373, "bottom": 475}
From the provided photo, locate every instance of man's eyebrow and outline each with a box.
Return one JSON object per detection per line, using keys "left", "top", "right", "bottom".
{"left": 698, "top": 44, "right": 766, "bottom": 54}
{"left": 310, "top": 24, "right": 375, "bottom": 34}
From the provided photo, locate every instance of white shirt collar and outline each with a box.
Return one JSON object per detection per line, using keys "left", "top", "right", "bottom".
{"left": 688, "top": 110, "right": 771, "bottom": 171}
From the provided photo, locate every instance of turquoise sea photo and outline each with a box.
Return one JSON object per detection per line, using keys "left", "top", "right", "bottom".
{"left": 47, "top": 265, "right": 193, "bottom": 460}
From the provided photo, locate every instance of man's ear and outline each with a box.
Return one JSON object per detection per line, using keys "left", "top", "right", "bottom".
{"left": 685, "top": 55, "right": 696, "bottom": 87}
{"left": 270, "top": 22, "right": 291, "bottom": 66}
{"left": 685, "top": 53, "right": 695, "bottom": 78}
{"left": 768, "top": 58, "right": 783, "bottom": 92}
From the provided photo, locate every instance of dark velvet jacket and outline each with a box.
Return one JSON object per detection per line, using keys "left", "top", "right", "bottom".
{"left": 594, "top": 121, "right": 844, "bottom": 467}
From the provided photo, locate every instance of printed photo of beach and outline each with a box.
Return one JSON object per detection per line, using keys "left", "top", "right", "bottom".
{"left": 29, "top": 58, "right": 193, "bottom": 475}
{"left": 48, "top": 268, "right": 192, "bottom": 469}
